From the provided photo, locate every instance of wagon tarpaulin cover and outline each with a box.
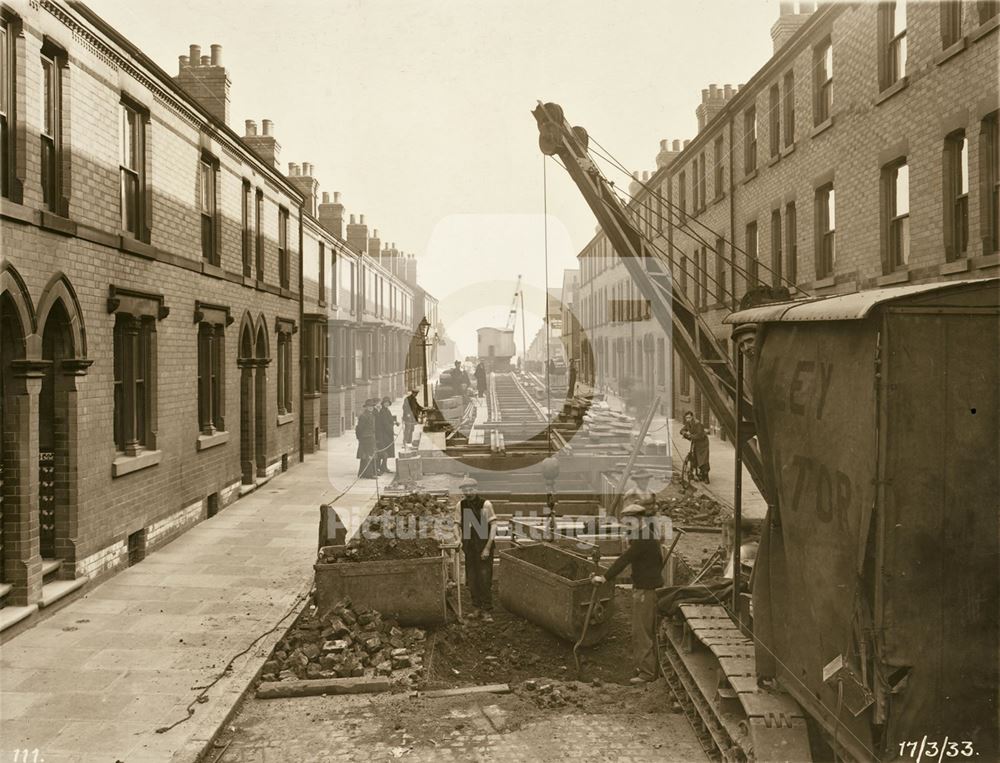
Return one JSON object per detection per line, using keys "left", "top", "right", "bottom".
{"left": 751, "top": 307, "right": 999, "bottom": 760}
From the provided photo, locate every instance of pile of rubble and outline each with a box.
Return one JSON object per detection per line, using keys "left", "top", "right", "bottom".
{"left": 318, "top": 493, "right": 457, "bottom": 564}
{"left": 261, "top": 598, "right": 427, "bottom": 685}
{"left": 657, "top": 490, "right": 727, "bottom": 526}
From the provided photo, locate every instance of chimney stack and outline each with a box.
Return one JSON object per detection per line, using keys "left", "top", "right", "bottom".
{"left": 656, "top": 138, "right": 682, "bottom": 169}
{"left": 318, "top": 190, "right": 345, "bottom": 238}
{"left": 347, "top": 213, "right": 369, "bottom": 256}
{"left": 628, "top": 171, "right": 642, "bottom": 196}
{"left": 771, "top": 2, "right": 814, "bottom": 53}
{"left": 242, "top": 118, "right": 281, "bottom": 169}
{"left": 404, "top": 254, "right": 418, "bottom": 286}
{"left": 368, "top": 227, "right": 382, "bottom": 263}
{"left": 174, "top": 43, "right": 230, "bottom": 125}
{"left": 695, "top": 83, "right": 739, "bottom": 132}
{"left": 286, "top": 161, "right": 319, "bottom": 217}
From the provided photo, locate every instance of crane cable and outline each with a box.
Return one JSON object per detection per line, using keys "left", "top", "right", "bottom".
{"left": 543, "top": 155, "right": 553, "bottom": 454}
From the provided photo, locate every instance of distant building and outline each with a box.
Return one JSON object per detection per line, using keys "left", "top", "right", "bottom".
{"left": 476, "top": 327, "right": 515, "bottom": 371}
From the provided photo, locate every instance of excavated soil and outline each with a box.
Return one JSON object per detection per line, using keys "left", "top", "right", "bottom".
{"left": 427, "top": 582, "right": 635, "bottom": 688}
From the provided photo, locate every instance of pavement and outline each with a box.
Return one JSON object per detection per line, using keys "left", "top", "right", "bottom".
{"left": 0, "top": 399, "right": 408, "bottom": 763}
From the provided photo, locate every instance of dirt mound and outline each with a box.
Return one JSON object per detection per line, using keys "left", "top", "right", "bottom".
{"left": 427, "top": 583, "right": 635, "bottom": 688}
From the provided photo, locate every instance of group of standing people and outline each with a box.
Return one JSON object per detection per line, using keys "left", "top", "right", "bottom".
{"left": 354, "top": 397, "right": 398, "bottom": 478}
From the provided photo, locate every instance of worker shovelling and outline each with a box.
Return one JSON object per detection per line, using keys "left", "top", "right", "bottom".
{"left": 592, "top": 470, "right": 670, "bottom": 685}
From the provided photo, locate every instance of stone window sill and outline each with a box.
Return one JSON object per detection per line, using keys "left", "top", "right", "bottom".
{"left": 112, "top": 449, "right": 163, "bottom": 478}
{"left": 875, "top": 77, "right": 909, "bottom": 106}
{"left": 940, "top": 258, "right": 970, "bottom": 275}
{"left": 973, "top": 251, "right": 1000, "bottom": 269}
{"left": 766, "top": 153, "right": 781, "bottom": 169}
{"left": 971, "top": 15, "right": 999, "bottom": 43}
{"left": 780, "top": 142, "right": 796, "bottom": 158}
{"left": 741, "top": 168, "right": 758, "bottom": 185}
{"left": 876, "top": 269, "right": 910, "bottom": 286}
{"left": 934, "top": 37, "right": 967, "bottom": 66}
{"left": 277, "top": 412, "right": 295, "bottom": 426}
{"left": 810, "top": 116, "right": 834, "bottom": 139}
{"left": 814, "top": 275, "right": 836, "bottom": 289}
{"left": 120, "top": 234, "right": 156, "bottom": 259}
{"left": 201, "top": 261, "right": 225, "bottom": 278}
{"left": 40, "top": 210, "right": 77, "bottom": 236}
{"left": 196, "top": 430, "right": 230, "bottom": 451}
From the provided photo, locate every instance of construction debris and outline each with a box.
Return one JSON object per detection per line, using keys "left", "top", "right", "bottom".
{"left": 259, "top": 598, "right": 428, "bottom": 688}
{"left": 318, "top": 493, "right": 456, "bottom": 564}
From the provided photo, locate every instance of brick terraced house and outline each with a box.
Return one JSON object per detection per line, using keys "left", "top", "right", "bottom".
{"left": 0, "top": 0, "right": 436, "bottom": 631}
{"left": 569, "top": 0, "right": 999, "bottom": 426}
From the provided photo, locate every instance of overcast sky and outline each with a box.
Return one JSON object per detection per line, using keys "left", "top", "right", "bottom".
{"left": 89, "top": 0, "right": 777, "bottom": 357}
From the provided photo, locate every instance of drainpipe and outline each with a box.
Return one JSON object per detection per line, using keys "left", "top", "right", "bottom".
{"left": 298, "top": 206, "right": 305, "bottom": 463}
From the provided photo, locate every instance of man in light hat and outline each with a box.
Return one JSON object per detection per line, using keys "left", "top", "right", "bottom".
{"left": 622, "top": 470, "right": 656, "bottom": 514}
{"left": 592, "top": 501, "right": 663, "bottom": 684}
{"left": 458, "top": 477, "right": 497, "bottom": 622}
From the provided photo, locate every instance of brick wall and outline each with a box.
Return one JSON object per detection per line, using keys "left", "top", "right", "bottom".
{"left": 571, "top": 1, "right": 999, "bottom": 431}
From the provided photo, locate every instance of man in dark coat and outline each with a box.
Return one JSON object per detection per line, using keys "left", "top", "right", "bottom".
{"left": 458, "top": 477, "right": 497, "bottom": 622}
{"left": 375, "top": 396, "right": 397, "bottom": 474}
{"left": 592, "top": 503, "right": 663, "bottom": 683}
{"left": 355, "top": 399, "right": 377, "bottom": 478}
{"left": 474, "top": 362, "right": 488, "bottom": 397}
{"left": 681, "top": 410, "right": 711, "bottom": 483}
{"left": 402, "top": 389, "right": 425, "bottom": 446}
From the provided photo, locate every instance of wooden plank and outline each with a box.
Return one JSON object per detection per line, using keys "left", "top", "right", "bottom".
{"left": 420, "top": 683, "right": 511, "bottom": 698}
{"left": 679, "top": 604, "right": 730, "bottom": 618}
{"left": 256, "top": 677, "right": 391, "bottom": 699}
{"left": 717, "top": 656, "right": 757, "bottom": 677}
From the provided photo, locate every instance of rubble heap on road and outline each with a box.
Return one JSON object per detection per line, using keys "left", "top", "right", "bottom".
{"left": 260, "top": 598, "right": 427, "bottom": 685}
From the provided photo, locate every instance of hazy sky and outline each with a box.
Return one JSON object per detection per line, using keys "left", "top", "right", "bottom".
{"left": 89, "top": 0, "right": 777, "bottom": 356}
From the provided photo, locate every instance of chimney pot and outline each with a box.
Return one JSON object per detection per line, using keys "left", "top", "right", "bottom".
{"left": 724, "top": 84, "right": 733, "bottom": 98}
{"left": 178, "top": 55, "right": 189, "bottom": 72}
{"left": 360, "top": 214, "right": 365, "bottom": 224}
{"left": 245, "top": 119, "right": 257, "bottom": 136}
{"left": 350, "top": 214, "right": 356, "bottom": 224}
{"left": 262, "top": 119, "right": 273, "bottom": 136}
{"left": 373, "top": 229, "right": 379, "bottom": 237}
{"left": 642, "top": 171, "right": 649, "bottom": 181}
{"left": 701, "top": 88, "right": 709, "bottom": 102}
{"left": 660, "top": 139, "right": 668, "bottom": 150}
{"left": 334, "top": 191, "right": 341, "bottom": 203}
{"left": 210, "top": 44, "right": 222, "bottom": 66}
{"left": 288, "top": 162, "right": 300, "bottom": 176}
{"left": 672, "top": 139, "right": 681, "bottom": 151}
{"left": 189, "top": 44, "right": 201, "bottom": 63}
{"left": 710, "top": 84, "right": 719, "bottom": 98}
{"left": 200, "top": 55, "right": 211, "bottom": 66}
{"left": 683, "top": 139, "right": 690, "bottom": 149}
{"left": 322, "top": 192, "right": 330, "bottom": 204}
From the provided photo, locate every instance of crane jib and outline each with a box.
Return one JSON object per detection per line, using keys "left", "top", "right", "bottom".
{"left": 533, "top": 101, "right": 770, "bottom": 502}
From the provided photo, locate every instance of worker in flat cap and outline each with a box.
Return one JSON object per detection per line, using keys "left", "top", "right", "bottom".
{"left": 355, "top": 399, "right": 377, "bottom": 478}
{"left": 593, "top": 501, "right": 663, "bottom": 684}
{"left": 458, "top": 477, "right": 497, "bottom": 622}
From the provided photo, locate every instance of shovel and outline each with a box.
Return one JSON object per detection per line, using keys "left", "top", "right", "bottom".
{"left": 573, "top": 585, "right": 599, "bottom": 676}
{"left": 573, "top": 546, "right": 603, "bottom": 675}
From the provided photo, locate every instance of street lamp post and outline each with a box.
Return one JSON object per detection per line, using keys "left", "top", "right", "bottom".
{"left": 418, "top": 317, "right": 431, "bottom": 407}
